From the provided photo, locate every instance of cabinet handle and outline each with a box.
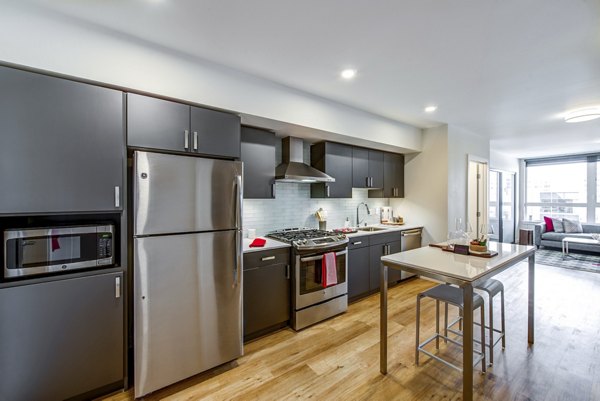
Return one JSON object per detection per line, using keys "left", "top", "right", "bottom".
{"left": 114, "top": 186, "right": 120, "bottom": 208}
{"left": 352, "top": 241, "right": 362, "bottom": 245}
{"left": 115, "top": 276, "right": 121, "bottom": 299}
{"left": 261, "top": 256, "right": 276, "bottom": 261}
{"left": 326, "top": 184, "right": 330, "bottom": 197}
{"left": 184, "top": 130, "right": 189, "bottom": 150}
{"left": 271, "top": 183, "right": 276, "bottom": 198}
{"left": 193, "top": 131, "right": 198, "bottom": 151}
{"left": 369, "top": 177, "right": 373, "bottom": 187}
{"left": 365, "top": 177, "right": 370, "bottom": 187}
{"left": 286, "top": 264, "right": 290, "bottom": 279}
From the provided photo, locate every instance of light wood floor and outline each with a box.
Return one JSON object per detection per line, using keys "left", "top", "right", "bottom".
{"left": 103, "top": 262, "right": 600, "bottom": 400}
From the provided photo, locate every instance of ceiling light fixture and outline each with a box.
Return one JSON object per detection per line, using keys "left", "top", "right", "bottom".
{"left": 564, "top": 107, "right": 600, "bottom": 123}
{"left": 340, "top": 69, "right": 357, "bottom": 80}
{"left": 424, "top": 105, "right": 437, "bottom": 113}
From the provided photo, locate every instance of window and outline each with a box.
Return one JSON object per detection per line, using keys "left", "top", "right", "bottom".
{"left": 525, "top": 156, "right": 599, "bottom": 223}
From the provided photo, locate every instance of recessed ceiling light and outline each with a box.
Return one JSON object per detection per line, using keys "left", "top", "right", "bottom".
{"left": 424, "top": 105, "right": 437, "bottom": 113}
{"left": 340, "top": 69, "right": 357, "bottom": 80}
{"left": 564, "top": 107, "right": 600, "bottom": 123}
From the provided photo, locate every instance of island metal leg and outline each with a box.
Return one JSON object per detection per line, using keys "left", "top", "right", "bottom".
{"left": 462, "top": 283, "right": 474, "bottom": 401}
{"left": 528, "top": 253, "right": 535, "bottom": 344}
{"left": 380, "top": 262, "right": 389, "bottom": 374}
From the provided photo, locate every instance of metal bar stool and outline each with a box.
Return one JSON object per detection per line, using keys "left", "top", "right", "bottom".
{"left": 416, "top": 284, "right": 486, "bottom": 372}
{"left": 446, "top": 278, "right": 506, "bottom": 366}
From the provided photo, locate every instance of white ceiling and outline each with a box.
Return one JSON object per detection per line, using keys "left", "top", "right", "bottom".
{"left": 18, "top": 0, "right": 600, "bottom": 158}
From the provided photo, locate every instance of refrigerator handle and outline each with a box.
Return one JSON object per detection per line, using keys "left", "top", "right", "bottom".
{"left": 234, "top": 228, "right": 241, "bottom": 287}
{"left": 235, "top": 175, "right": 243, "bottom": 230}
{"left": 234, "top": 174, "right": 243, "bottom": 288}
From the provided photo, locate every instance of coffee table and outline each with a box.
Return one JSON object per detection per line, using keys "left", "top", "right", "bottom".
{"left": 562, "top": 237, "right": 599, "bottom": 256}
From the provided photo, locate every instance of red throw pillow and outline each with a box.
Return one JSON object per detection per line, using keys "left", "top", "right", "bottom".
{"left": 543, "top": 216, "right": 554, "bottom": 232}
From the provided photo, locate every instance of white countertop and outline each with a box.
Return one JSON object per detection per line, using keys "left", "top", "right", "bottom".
{"left": 344, "top": 223, "right": 423, "bottom": 238}
{"left": 243, "top": 237, "right": 291, "bottom": 253}
{"left": 381, "top": 241, "right": 535, "bottom": 283}
{"left": 242, "top": 223, "right": 423, "bottom": 253}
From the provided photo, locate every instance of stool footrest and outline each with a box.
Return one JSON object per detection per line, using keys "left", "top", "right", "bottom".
{"left": 417, "top": 333, "right": 485, "bottom": 371}
{"left": 448, "top": 317, "right": 505, "bottom": 349}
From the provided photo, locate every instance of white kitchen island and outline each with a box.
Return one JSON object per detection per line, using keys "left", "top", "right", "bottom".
{"left": 379, "top": 242, "right": 536, "bottom": 401}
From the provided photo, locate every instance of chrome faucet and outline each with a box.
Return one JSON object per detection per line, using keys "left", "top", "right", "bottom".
{"left": 356, "top": 202, "right": 370, "bottom": 227}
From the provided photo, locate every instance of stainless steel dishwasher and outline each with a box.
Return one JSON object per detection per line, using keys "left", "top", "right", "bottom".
{"left": 400, "top": 228, "right": 422, "bottom": 279}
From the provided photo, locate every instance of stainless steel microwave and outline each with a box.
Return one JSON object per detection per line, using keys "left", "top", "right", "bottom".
{"left": 3, "top": 225, "right": 114, "bottom": 279}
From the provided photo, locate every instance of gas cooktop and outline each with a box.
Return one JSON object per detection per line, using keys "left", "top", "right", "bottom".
{"left": 266, "top": 228, "right": 348, "bottom": 251}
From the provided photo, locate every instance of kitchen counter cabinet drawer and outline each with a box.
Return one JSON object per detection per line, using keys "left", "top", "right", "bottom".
{"left": 243, "top": 247, "right": 290, "bottom": 270}
{"left": 369, "top": 231, "right": 401, "bottom": 246}
{"left": 348, "top": 235, "right": 370, "bottom": 250}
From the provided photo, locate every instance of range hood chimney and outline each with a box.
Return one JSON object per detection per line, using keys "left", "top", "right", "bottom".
{"left": 275, "top": 137, "right": 335, "bottom": 183}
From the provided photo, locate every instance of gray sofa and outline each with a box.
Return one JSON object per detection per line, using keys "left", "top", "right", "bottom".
{"left": 534, "top": 222, "right": 600, "bottom": 253}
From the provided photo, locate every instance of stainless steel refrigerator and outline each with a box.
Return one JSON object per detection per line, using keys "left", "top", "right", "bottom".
{"left": 133, "top": 151, "right": 243, "bottom": 398}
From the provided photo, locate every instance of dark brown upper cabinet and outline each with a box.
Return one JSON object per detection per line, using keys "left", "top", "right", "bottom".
{"left": 352, "top": 147, "right": 383, "bottom": 189}
{"left": 127, "top": 93, "right": 240, "bottom": 159}
{"left": 0, "top": 66, "right": 124, "bottom": 214}
{"left": 240, "top": 126, "right": 277, "bottom": 199}
{"left": 369, "top": 152, "right": 405, "bottom": 198}
{"left": 311, "top": 142, "right": 353, "bottom": 198}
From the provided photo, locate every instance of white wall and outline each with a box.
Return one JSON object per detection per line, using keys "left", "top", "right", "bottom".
{"left": 447, "top": 125, "right": 490, "bottom": 232}
{"left": 0, "top": 2, "right": 421, "bottom": 152}
{"left": 490, "top": 149, "right": 519, "bottom": 173}
{"left": 390, "top": 126, "right": 449, "bottom": 244}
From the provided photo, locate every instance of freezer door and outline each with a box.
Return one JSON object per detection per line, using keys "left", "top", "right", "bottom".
{"left": 134, "top": 151, "right": 243, "bottom": 236}
{"left": 134, "top": 230, "right": 242, "bottom": 398}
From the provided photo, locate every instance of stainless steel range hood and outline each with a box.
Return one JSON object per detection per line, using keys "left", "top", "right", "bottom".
{"left": 275, "top": 137, "right": 335, "bottom": 183}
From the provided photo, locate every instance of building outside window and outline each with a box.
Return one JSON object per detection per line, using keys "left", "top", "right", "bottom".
{"left": 524, "top": 155, "right": 598, "bottom": 223}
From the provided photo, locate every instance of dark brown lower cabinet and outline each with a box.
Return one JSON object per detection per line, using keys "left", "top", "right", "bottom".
{"left": 243, "top": 248, "right": 291, "bottom": 340}
{"left": 0, "top": 272, "right": 124, "bottom": 401}
{"left": 348, "top": 232, "right": 405, "bottom": 302}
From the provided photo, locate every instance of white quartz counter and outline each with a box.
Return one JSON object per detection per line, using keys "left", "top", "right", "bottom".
{"left": 243, "top": 237, "right": 291, "bottom": 253}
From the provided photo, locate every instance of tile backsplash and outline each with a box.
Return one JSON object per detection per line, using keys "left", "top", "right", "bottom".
{"left": 243, "top": 184, "right": 390, "bottom": 236}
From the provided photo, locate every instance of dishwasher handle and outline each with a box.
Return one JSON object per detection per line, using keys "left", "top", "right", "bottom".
{"left": 401, "top": 229, "right": 422, "bottom": 236}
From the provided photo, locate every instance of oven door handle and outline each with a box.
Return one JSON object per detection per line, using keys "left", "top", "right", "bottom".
{"left": 300, "top": 250, "right": 347, "bottom": 263}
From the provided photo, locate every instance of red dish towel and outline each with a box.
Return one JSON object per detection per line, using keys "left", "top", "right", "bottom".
{"left": 249, "top": 238, "right": 266, "bottom": 247}
{"left": 322, "top": 252, "right": 338, "bottom": 288}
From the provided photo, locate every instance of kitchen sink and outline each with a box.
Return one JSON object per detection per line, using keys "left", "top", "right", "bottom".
{"left": 358, "top": 227, "right": 387, "bottom": 232}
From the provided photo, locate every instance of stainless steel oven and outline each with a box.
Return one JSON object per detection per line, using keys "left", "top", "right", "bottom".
{"left": 4, "top": 224, "right": 114, "bottom": 279}
{"left": 293, "top": 244, "right": 348, "bottom": 330}
{"left": 295, "top": 247, "right": 347, "bottom": 309}
{"left": 266, "top": 228, "right": 349, "bottom": 330}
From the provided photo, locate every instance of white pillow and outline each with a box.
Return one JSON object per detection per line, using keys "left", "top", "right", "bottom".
{"left": 552, "top": 218, "right": 564, "bottom": 233}
{"left": 563, "top": 218, "right": 583, "bottom": 233}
